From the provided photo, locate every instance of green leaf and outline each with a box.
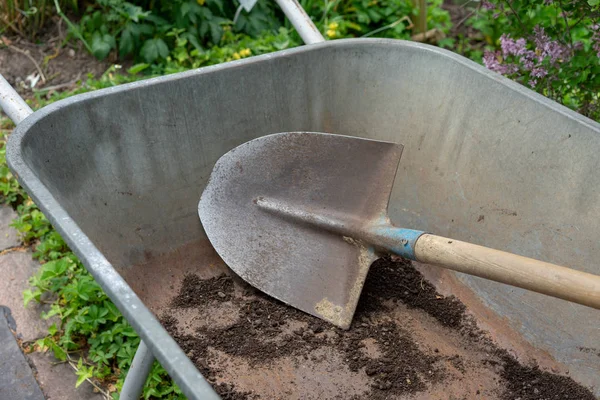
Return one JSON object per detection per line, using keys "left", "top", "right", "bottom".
{"left": 208, "top": 0, "right": 224, "bottom": 13}
{"left": 128, "top": 63, "right": 150, "bottom": 75}
{"left": 119, "top": 27, "right": 135, "bottom": 56}
{"left": 185, "top": 33, "right": 202, "bottom": 51}
{"left": 75, "top": 358, "right": 94, "bottom": 388}
{"left": 23, "top": 289, "right": 37, "bottom": 306}
{"left": 589, "top": 0, "right": 599, "bottom": 6}
{"left": 91, "top": 32, "right": 116, "bottom": 60}
{"left": 48, "top": 324, "right": 58, "bottom": 336}
{"left": 50, "top": 341, "right": 67, "bottom": 361}
{"left": 123, "top": 3, "right": 150, "bottom": 22}
{"left": 140, "top": 38, "right": 169, "bottom": 63}
{"left": 209, "top": 17, "right": 227, "bottom": 44}
{"left": 42, "top": 304, "right": 61, "bottom": 320}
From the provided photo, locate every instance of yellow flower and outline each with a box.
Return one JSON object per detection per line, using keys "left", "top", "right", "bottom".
{"left": 197, "top": 0, "right": 205, "bottom": 5}
{"left": 232, "top": 52, "right": 241, "bottom": 60}
{"left": 328, "top": 22, "right": 339, "bottom": 30}
{"left": 239, "top": 48, "right": 252, "bottom": 57}
{"left": 326, "top": 29, "right": 336, "bottom": 38}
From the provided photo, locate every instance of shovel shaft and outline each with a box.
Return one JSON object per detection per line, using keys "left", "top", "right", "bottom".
{"left": 412, "top": 234, "right": 600, "bottom": 310}
{"left": 255, "top": 196, "right": 600, "bottom": 310}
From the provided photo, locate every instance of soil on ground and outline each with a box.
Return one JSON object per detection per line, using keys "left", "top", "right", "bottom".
{"left": 160, "top": 256, "right": 597, "bottom": 400}
{"left": 0, "top": 17, "right": 116, "bottom": 98}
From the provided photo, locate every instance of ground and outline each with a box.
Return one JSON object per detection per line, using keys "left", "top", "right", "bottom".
{"left": 0, "top": 206, "right": 103, "bottom": 399}
{"left": 0, "top": 17, "right": 114, "bottom": 97}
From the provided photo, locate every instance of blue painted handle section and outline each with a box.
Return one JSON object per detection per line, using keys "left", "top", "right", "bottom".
{"left": 369, "top": 226, "right": 425, "bottom": 260}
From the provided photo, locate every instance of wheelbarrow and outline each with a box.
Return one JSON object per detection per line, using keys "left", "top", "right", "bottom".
{"left": 2, "top": 0, "right": 600, "bottom": 397}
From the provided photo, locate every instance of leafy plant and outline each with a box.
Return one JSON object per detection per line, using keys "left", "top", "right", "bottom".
{"left": 154, "top": 26, "right": 300, "bottom": 74}
{"left": 18, "top": 208, "right": 183, "bottom": 399}
{"left": 0, "top": 133, "right": 26, "bottom": 206}
{"left": 301, "top": 0, "right": 451, "bottom": 39}
{"left": 71, "top": 0, "right": 285, "bottom": 62}
{"left": 468, "top": 0, "right": 600, "bottom": 120}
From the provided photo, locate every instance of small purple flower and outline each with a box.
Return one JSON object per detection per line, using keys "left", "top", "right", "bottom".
{"left": 483, "top": 51, "right": 500, "bottom": 70}
{"left": 529, "top": 79, "right": 538, "bottom": 87}
{"left": 500, "top": 34, "right": 527, "bottom": 57}
{"left": 591, "top": 24, "right": 600, "bottom": 59}
{"left": 481, "top": 0, "right": 495, "bottom": 10}
{"left": 520, "top": 52, "right": 536, "bottom": 71}
{"left": 531, "top": 67, "right": 548, "bottom": 78}
{"left": 483, "top": 51, "right": 518, "bottom": 75}
{"left": 533, "top": 26, "right": 570, "bottom": 64}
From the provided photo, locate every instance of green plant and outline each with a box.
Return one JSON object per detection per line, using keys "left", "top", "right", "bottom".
{"left": 467, "top": 0, "right": 600, "bottom": 121}
{"left": 299, "top": 0, "right": 451, "bottom": 39}
{"left": 153, "top": 26, "right": 300, "bottom": 74}
{"left": 0, "top": 0, "right": 77, "bottom": 37}
{"left": 0, "top": 132, "right": 26, "bottom": 205}
{"left": 22, "top": 245, "right": 183, "bottom": 399}
{"left": 12, "top": 184, "right": 183, "bottom": 398}
{"left": 70, "top": 0, "right": 285, "bottom": 62}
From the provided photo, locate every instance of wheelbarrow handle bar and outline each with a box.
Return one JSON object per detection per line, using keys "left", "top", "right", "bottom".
{"left": 275, "top": 0, "right": 325, "bottom": 44}
{"left": 0, "top": 74, "right": 33, "bottom": 125}
{"left": 412, "top": 233, "right": 600, "bottom": 310}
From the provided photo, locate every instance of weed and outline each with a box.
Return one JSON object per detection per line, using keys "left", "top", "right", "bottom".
{"left": 0, "top": 0, "right": 77, "bottom": 38}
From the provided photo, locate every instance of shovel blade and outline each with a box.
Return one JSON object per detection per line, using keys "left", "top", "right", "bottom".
{"left": 199, "top": 132, "right": 403, "bottom": 329}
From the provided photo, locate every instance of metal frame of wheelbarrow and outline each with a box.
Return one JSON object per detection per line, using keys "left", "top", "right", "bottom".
{"left": 3, "top": 1, "right": 600, "bottom": 398}
{"left": 0, "top": 1, "right": 325, "bottom": 398}
{"left": 0, "top": 83, "right": 217, "bottom": 400}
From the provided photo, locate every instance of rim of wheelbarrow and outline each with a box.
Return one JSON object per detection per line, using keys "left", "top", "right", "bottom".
{"left": 6, "top": 38, "right": 600, "bottom": 400}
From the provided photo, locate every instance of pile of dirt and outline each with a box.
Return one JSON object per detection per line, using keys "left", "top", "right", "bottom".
{"left": 359, "top": 257, "right": 466, "bottom": 328}
{"left": 160, "top": 256, "right": 597, "bottom": 399}
{"left": 500, "top": 353, "right": 596, "bottom": 400}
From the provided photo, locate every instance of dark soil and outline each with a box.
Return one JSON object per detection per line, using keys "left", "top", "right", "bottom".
{"left": 170, "top": 274, "right": 235, "bottom": 307}
{"left": 500, "top": 353, "right": 596, "bottom": 400}
{"left": 0, "top": 17, "right": 118, "bottom": 99}
{"left": 160, "top": 256, "right": 597, "bottom": 399}
{"left": 360, "top": 257, "right": 466, "bottom": 329}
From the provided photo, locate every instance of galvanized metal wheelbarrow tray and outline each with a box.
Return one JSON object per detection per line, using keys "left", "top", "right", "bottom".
{"left": 2, "top": 0, "right": 600, "bottom": 398}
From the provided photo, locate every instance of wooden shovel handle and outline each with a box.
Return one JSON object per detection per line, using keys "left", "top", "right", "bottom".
{"left": 414, "top": 234, "right": 600, "bottom": 310}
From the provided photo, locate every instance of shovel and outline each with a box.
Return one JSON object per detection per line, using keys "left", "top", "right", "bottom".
{"left": 198, "top": 132, "right": 600, "bottom": 329}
